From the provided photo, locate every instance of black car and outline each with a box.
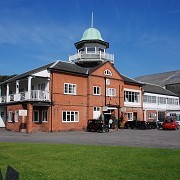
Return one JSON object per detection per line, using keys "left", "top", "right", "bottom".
{"left": 124, "top": 120, "right": 146, "bottom": 130}
{"left": 87, "top": 119, "right": 109, "bottom": 133}
{"left": 157, "top": 119, "right": 164, "bottom": 129}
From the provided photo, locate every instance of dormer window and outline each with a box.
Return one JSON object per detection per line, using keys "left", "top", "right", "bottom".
{"left": 104, "top": 69, "right": 112, "bottom": 76}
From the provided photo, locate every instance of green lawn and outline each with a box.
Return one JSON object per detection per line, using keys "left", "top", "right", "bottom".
{"left": 0, "top": 143, "right": 179, "bottom": 180}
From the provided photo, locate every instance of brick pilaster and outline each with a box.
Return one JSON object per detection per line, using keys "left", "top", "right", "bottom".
{"left": 27, "top": 103, "right": 33, "bottom": 133}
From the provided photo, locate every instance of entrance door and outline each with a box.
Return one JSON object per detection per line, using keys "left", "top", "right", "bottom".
{"left": 158, "top": 111, "right": 165, "bottom": 120}
{"left": 0, "top": 108, "right": 6, "bottom": 127}
{"left": 133, "top": 112, "right": 137, "bottom": 121}
{"left": 93, "top": 107, "right": 101, "bottom": 119}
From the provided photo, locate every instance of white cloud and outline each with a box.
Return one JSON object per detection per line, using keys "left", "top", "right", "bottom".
{"left": 0, "top": 19, "right": 81, "bottom": 48}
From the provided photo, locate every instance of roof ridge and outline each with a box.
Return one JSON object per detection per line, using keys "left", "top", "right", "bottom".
{"left": 136, "top": 69, "right": 180, "bottom": 78}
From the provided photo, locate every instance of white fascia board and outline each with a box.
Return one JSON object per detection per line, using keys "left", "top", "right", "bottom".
{"left": 124, "top": 102, "right": 142, "bottom": 108}
{"left": 124, "top": 88, "right": 141, "bottom": 92}
{"left": 33, "top": 69, "right": 50, "bottom": 78}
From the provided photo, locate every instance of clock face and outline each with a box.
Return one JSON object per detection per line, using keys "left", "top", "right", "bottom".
{"left": 106, "top": 79, "right": 110, "bottom": 85}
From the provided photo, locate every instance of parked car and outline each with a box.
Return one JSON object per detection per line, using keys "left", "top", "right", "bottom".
{"left": 87, "top": 119, "right": 109, "bottom": 133}
{"left": 157, "top": 119, "right": 164, "bottom": 129}
{"left": 162, "top": 118, "right": 179, "bottom": 130}
{"left": 146, "top": 121, "right": 157, "bottom": 129}
{"left": 124, "top": 120, "right": 146, "bottom": 130}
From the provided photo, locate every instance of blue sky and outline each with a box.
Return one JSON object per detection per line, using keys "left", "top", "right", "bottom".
{"left": 0, "top": 0, "right": 180, "bottom": 78}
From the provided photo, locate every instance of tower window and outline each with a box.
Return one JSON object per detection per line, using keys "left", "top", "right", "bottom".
{"left": 99, "top": 48, "right": 105, "bottom": 53}
{"left": 78, "top": 48, "right": 84, "bottom": 53}
{"left": 87, "top": 47, "right": 95, "bottom": 53}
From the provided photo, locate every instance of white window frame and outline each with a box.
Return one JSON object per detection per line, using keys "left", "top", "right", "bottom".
{"left": 148, "top": 112, "right": 156, "bottom": 119}
{"left": 93, "top": 107, "right": 101, "bottom": 112}
{"left": 158, "top": 97, "right": 166, "bottom": 104}
{"left": 42, "top": 110, "right": 48, "bottom": 122}
{"left": 93, "top": 86, "right": 101, "bottom": 95}
{"left": 127, "top": 112, "right": 133, "bottom": 121}
{"left": 143, "top": 95, "right": 156, "bottom": 103}
{"left": 64, "top": 83, "right": 77, "bottom": 95}
{"left": 15, "top": 110, "right": 19, "bottom": 122}
{"left": 38, "top": 83, "right": 45, "bottom": 91}
{"left": 167, "top": 98, "right": 179, "bottom": 105}
{"left": 124, "top": 91, "right": 140, "bottom": 103}
{"left": 33, "top": 110, "right": 39, "bottom": 122}
{"left": 104, "top": 69, "right": 112, "bottom": 76}
{"left": 106, "top": 88, "right": 116, "bottom": 97}
{"left": 62, "top": 111, "right": 79, "bottom": 122}
{"left": 98, "top": 48, "right": 105, "bottom": 53}
{"left": 86, "top": 47, "right": 96, "bottom": 54}
{"left": 8, "top": 111, "right": 13, "bottom": 122}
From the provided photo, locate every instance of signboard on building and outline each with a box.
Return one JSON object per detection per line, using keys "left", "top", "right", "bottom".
{"left": 19, "top": 110, "right": 27, "bottom": 116}
{"left": 103, "top": 106, "right": 108, "bottom": 111}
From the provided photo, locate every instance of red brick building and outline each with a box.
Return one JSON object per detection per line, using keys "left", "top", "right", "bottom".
{"left": 0, "top": 26, "right": 144, "bottom": 132}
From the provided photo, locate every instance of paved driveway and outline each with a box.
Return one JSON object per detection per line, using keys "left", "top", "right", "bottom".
{"left": 0, "top": 128, "right": 179, "bottom": 149}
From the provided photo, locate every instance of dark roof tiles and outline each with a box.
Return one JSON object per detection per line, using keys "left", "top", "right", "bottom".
{"left": 142, "top": 83, "right": 178, "bottom": 97}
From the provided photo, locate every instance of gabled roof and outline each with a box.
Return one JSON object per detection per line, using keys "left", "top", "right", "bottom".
{"left": 87, "top": 61, "right": 112, "bottom": 74}
{"left": 48, "top": 61, "right": 88, "bottom": 75}
{"left": 135, "top": 70, "right": 180, "bottom": 86}
{"left": 0, "top": 62, "right": 55, "bottom": 85}
{"left": 142, "top": 83, "right": 178, "bottom": 97}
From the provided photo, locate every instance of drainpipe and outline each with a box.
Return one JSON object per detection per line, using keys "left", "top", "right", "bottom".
{"left": 50, "top": 72, "right": 53, "bottom": 132}
{"left": 118, "top": 85, "right": 121, "bottom": 121}
{"left": 104, "top": 77, "right": 106, "bottom": 106}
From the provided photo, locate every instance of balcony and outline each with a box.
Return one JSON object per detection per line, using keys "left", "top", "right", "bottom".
{"left": 0, "top": 90, "right": 50, "bottom": 104}
{"left": 69, "top": 51, "right": 114, "bottom": 64}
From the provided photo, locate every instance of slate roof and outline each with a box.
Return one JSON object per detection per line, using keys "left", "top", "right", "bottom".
{"left": 48, "top": 61, "right": 88, "bottom": 75}
{"left": 142, "top": 83, "right": 178, "bottom": 97}
{"left": 0, "top": 62, "right": 55, "bottom": 85}
{"left": 135, "top": 70, "right": 180, "bottom": 86}
{"left": 121, "top": 74, "right": 142, "bottom": 86}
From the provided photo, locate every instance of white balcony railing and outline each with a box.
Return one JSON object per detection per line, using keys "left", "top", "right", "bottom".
{"left": 0, "top": 90, "right": 50, "bottom": 104}
{"left": 69, "top": 51, "right": 114, "bottom": 64}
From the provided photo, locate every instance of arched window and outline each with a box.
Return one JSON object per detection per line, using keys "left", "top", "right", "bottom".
{"left": 104, "top": 69, "right": 112, "bottom": 76}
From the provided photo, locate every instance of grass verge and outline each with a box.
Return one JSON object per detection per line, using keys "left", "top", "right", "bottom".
{"left": 0, "top": 143, "right": 180, "bottom": 179}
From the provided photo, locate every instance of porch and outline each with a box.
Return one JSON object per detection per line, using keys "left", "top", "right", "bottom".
{"left": 0, "top": 90, "right": 50, "bottom": 103}
{"left": 0, "top": 75, "right": 50, "bottom": 104}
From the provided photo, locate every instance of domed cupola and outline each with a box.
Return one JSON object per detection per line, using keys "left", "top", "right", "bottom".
{"left": 69, "top": 14, "right": 114, "bottom": 66}
{"left": 81, "top": 27, "right": 104, "bottom": 41}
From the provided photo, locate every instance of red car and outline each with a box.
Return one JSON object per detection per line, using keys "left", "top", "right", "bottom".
{"left": 162, "top": 118, "right": 179, "bottom": 130}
